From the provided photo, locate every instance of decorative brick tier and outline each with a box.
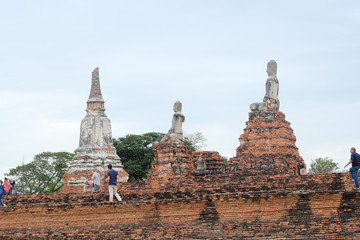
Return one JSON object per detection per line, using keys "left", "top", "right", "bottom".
{"left": 230, "top": 111, "right": 306, "bottom": 176}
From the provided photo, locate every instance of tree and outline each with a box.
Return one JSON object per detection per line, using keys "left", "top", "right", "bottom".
{"left": 7, "top": 151, "right": 74, "bottom": 194}
{"left": 308, "top": 157, "right": 339, "bottom": 174}
{"left": 222, "top": 156, "right": 228, "bottom": 165}
{"left": 184, "top": 132, "right": 207, "bottom": 151}
{"left": 183, "top": 138, "right": 196, "bottom": 152}
{"left": 114, "top": 132, "right": 164, "bottom": 182}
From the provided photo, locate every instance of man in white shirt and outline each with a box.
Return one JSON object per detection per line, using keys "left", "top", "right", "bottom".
{"left": 92, "top": 170, "right": 101, "bottom": 192}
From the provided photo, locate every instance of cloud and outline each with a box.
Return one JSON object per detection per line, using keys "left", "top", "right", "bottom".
{"left": 0, "top": 0, "right": 359, "bottom": 178}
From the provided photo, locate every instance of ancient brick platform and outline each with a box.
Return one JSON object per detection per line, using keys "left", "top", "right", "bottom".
{"left": 230, "top": 110, "right": 306, "bottom": 176}
{"left": 1, "top": 173, "right": 359, "bottom": 239}
{"left": 2, "top": 107, "right": 358, "bottom": 238}
{"left": 146, "top": 141, "right": 194, "bottom": 188}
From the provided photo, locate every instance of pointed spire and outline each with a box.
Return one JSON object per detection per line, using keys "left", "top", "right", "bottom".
{"left": 87, "top": 67, "right": 105, "bottom": 113}
{"left": 89, "top": 67, "right": 103, "bottom": 99}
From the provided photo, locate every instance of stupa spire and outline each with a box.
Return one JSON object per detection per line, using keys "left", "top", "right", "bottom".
{"left": 89, "top": 67, "right": 103, "bottom": 99}
{"left": 87, "top": 67, "right": 105, "bottom": 113}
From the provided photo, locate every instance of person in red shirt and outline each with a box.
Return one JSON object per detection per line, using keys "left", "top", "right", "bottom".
{"left": 3, "top": 178, "right": 9, "bottom": 195}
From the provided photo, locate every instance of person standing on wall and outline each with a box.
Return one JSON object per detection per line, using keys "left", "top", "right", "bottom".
{"left": 10, "top": 180, "right": 16, "bottom": 195}
{"left": 344, "top": 147, "right": 360, "bottom": 189}
{"left": 3, "top": 178, "right": 9, "bottom": 195}
{"left": 107, "top": 164, "right": 122, "bottom": 202}
{"left": 92, "top": 170, "right": 101, "bottom": 192}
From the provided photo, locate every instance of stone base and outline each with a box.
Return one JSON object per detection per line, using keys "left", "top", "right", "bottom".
{"left": 61, "top": 168, "right": 129, "bottom": 194}
{"left": 230, "top": 111, "right": 306, "bottom": 176}
{"left": 147, "top": 141, "right": 194, "bottom": 187}
{"left": 61, "top": 153, "right": 129, "bottom": 193}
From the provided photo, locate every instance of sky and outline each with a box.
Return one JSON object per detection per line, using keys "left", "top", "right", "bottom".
{"left": 1, "top": 1, "right": 359, "bottom": 178}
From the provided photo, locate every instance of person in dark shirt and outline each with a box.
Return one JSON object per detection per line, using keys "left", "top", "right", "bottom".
{"left": 344, "top": 147, "right": 360, "bottom": 188}
{"left": 107, "top": 164, "right": 122, "bottom": 202}
{"left": 9, "top": 180, "right": 16, "bottom": 195}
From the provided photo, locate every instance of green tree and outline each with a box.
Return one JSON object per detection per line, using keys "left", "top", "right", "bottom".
{"left": 7, "top": 151, "right": 74, "bottom": 194}
{"left": 308, "top": 157, "right": 339, "bottom": 174}
{"left": 114, "top": 132, "right": 164, "bottom": 181}
{"left": 222, "top": 156, "right": 228, "bottom": 165}
{"left": 183, "top": 138, "right": 196, "bottom": 152}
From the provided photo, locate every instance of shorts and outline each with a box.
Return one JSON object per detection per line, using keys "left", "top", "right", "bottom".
{"left": 93, "top": 184, "right": 100, "bottom": 191}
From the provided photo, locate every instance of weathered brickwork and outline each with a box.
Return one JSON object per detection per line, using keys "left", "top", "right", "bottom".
{"left": 0, "top": 173, "right": 359, "bottom": 239}
{"left": 191, "top": 151, "right": 224, "bottom": 172}
{"left": 1, "top": 107, "right": 357, "bottom": 238}
{"left": 146, "top": 141, "right": 194, "bottom": 188}
{"left": 230, "top": 111, "right": 305, "bottom": 176}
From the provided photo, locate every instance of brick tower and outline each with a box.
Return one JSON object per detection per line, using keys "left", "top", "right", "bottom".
{"left": 62, "top": 68, "right": 128, "bottom": 193}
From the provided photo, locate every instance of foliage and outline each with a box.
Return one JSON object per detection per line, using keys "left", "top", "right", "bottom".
{"left": 184, "top": 132, "right": 207, "bottom": 151}
{"left": 7, "top": 151, "right": 74, "bottom": 194}
{"left": 183, "top": 138, "right": 196, "bottom": 152}
{"left": 222, "top": 156, "right": 228, "bottom": 165}
{"left": 113, "top": 132, "right": 164, "bottom": 182}
{"left": 308, "top": 157, "right": 339, "bottom": 174}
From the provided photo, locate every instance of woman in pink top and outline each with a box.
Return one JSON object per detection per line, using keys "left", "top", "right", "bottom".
{"left": 3, "top": 178, "right": 9, "bottom": 195}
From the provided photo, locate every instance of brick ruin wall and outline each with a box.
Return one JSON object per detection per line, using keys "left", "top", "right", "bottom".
{"left": 1, "top": 173, "right": 360, "bottom": 239}
{"left": 2, "top": 110, "right": 359, "bottom": 239}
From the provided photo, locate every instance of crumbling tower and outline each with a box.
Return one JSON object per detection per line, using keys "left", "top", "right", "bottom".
{"left": 62, "top": 68, "right": 128, "bottom": 192}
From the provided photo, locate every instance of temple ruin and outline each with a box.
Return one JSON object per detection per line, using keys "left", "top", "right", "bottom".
{"left": 1, "top": 61, "right": 359, "bottom": 239}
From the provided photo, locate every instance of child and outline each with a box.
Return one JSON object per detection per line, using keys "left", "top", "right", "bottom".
{"left": 83, "top": 175, "right": 93, "bottom": 192}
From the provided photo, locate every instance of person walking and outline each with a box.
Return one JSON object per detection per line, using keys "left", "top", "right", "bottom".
{"left": 92, "top": 170, "right": 101, "bottom": 192}
{"left": 0, "top": 180, "right": 6, "bottom": 206}
{"left": 344, "top": 147, "right": 360, "bottom": 189}
{"left": 107, "top": 164, "right": 122, "bottom": 202}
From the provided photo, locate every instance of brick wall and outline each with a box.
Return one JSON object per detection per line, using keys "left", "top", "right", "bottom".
{"left": 1, "top": 173, "right": 359, "bottom": 239}
{"left": 1, "top": 109, "right": 357, "bottom": 239}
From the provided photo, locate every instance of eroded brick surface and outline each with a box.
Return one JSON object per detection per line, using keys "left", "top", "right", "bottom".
{"left": 0, "top": 173, "right": 358, "bottom": 239}
{"left": 230, "top": 111, "right": 305, "bottom": 176}
{"left": 2, "top": 110, "right": 358, "bottom": 239}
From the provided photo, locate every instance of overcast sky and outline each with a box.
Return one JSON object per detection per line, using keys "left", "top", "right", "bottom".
{"left": 1, "top": 1, "right": 359, "bottom": 178}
